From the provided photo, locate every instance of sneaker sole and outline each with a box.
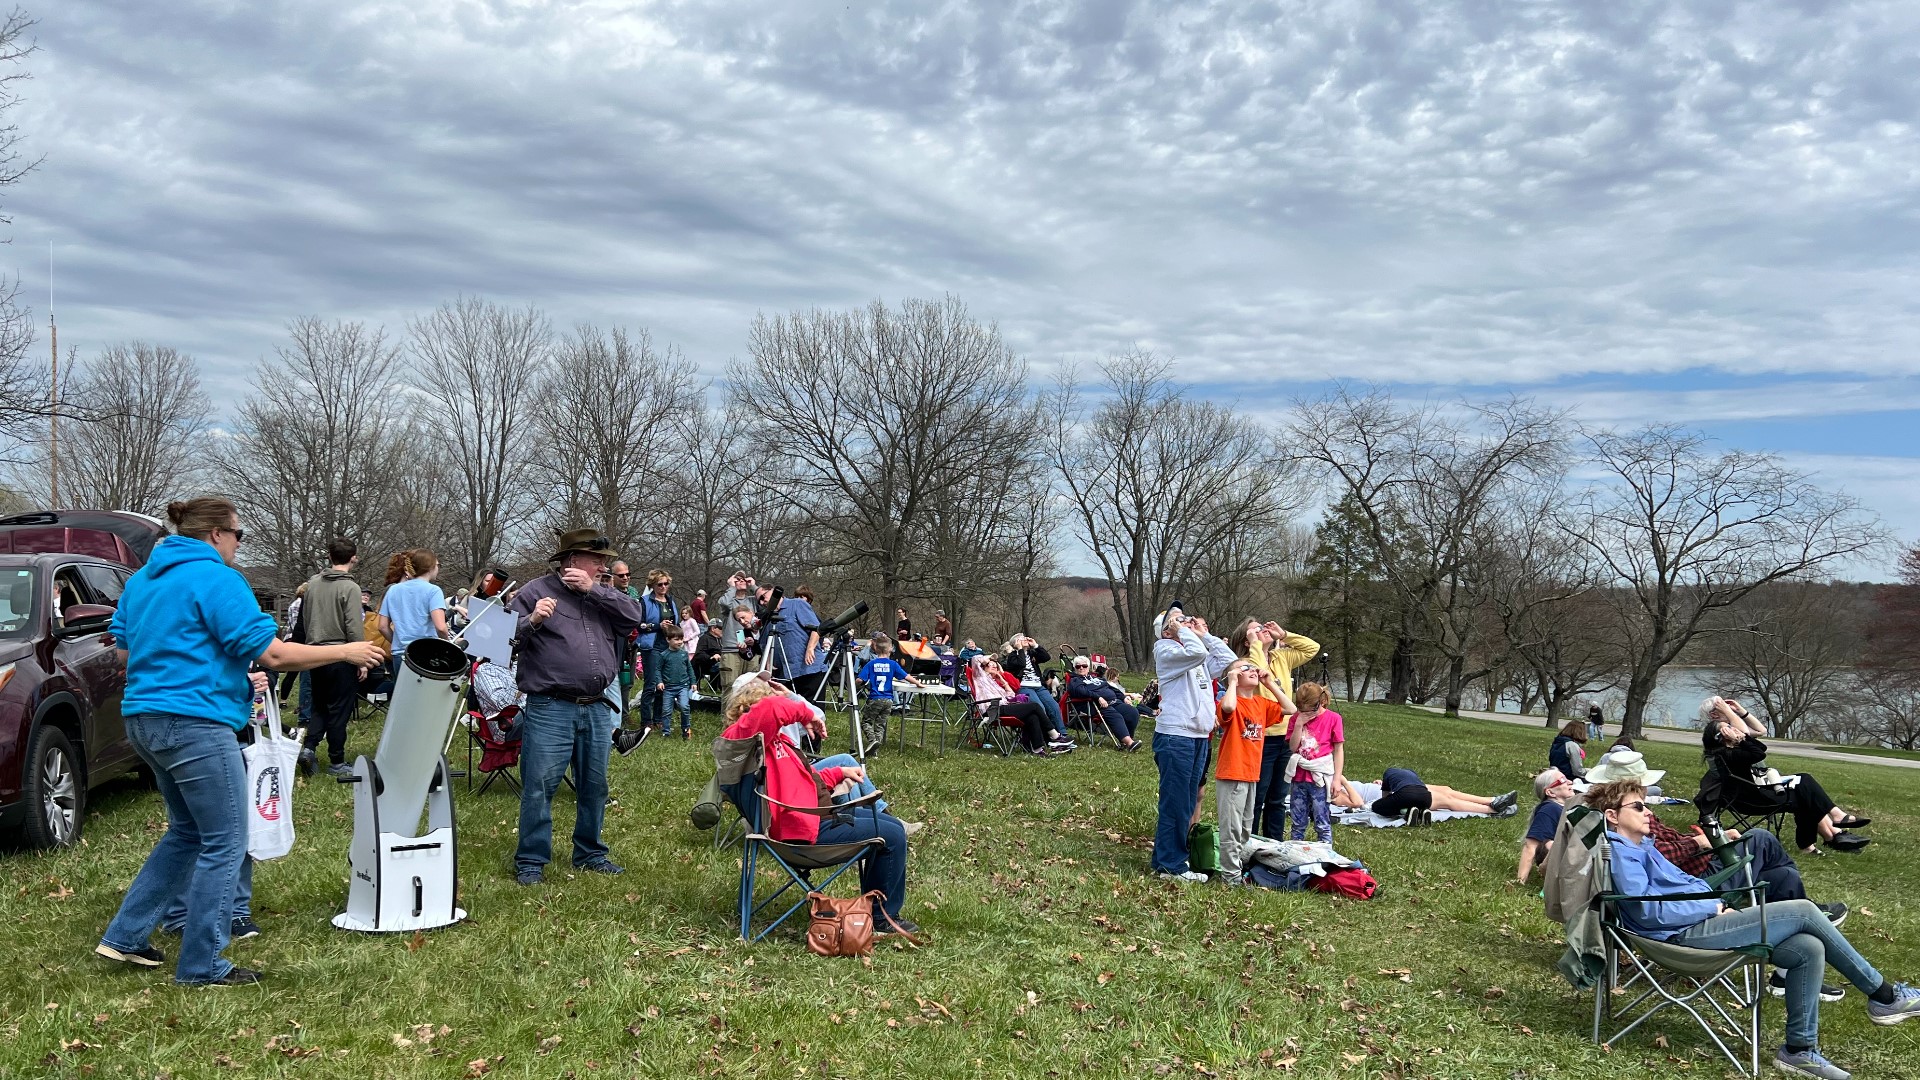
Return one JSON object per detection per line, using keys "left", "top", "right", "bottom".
{"left": 1769, "top": 985, "right": 1847, "bottom": 1002}
{"left": 1869, "top": 1007, "right": 1920, "bottom": 1026}
{"left": 1772, "top": 1057, "right": 1849, "bottom": 1080}
{"left": 94, "top": 943, "right": 163, "bottom": 968}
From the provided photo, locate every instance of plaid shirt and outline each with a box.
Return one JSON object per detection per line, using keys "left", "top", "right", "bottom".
{"left": 1648, "top": 814, "right": 1713, "bottom": 878}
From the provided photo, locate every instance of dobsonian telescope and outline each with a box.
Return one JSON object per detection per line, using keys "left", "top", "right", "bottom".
{"left": 332, "top": 637, "right": 471, "bottom": 933}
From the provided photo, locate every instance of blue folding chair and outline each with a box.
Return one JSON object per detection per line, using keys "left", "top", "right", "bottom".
{"left": 714, "top": 734, "right": 888, "bottom": 942}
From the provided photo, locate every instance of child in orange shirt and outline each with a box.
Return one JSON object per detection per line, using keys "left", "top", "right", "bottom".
{"left": 1214, "top": 659, "right": 1296, "bottom": 884}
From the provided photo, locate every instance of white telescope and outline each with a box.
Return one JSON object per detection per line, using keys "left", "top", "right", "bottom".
{"left": 333, "top": 637, "right": 471, "bottom": 933}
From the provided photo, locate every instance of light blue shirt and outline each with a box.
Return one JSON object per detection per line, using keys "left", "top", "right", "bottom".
{"left": 380, "top": 577, "right": 446, "bottom": 656}
{"left": 1605, "top": 830, "right": 1722, "bottom": 940}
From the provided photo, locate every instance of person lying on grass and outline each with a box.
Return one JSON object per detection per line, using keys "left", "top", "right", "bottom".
{"left": 1590, "top": 778, "right": 1919, "bottom": 1080}
{"left": 720, "top": 677, "right": 920, "bottom": 935}
{"left": 1328, "top": 770, "right": 1516, "bottom": 824}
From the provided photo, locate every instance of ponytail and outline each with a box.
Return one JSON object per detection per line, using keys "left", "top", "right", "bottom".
{"left": 166, "top": 496, "right": 236, "bottom": 540}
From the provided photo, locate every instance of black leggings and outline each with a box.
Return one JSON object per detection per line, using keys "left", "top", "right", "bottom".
{"left": 987, "top": 700, "right": 1051, "bottom": 751}
{"left": 1370, "top": 784, "right": 1433, "bottom": 818}
{"left": 1735, "top": 772, "right": 1835, "bottom": 849}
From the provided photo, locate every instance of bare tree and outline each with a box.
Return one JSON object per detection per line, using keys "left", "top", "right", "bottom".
{"left": 409, "top": 296, "right": 548, "bottom": 586}
{"left": 0, "top": 10, "right": 43, "bottom": 461}
{"left": 1288, "top": 386, "right": 1564, "bottom": 711}
{"left": 1711, "top": 582, "right": 1861, "bottom": 741}
{"left": 653, "top": 403, "right": 756, "bottom": 594}
{"left": 528, "top": 324, "right": 697, "bottom": 550}
{"left": 214, "top": 318, "right": 414, "bottom": 592}
{"left": 728, "top": 297, "right": 1039, "bottom": 622}
{"left": 1047, "top": 353, "right": 1300, "bottom": 669}
{"left": 1855, "top": 673, "right": 1920, "bottom": 750}
{"left": 1572, "top": 426, "right": 1883, "bottom": 737}
{"left": 12, "top": 342, "right": 210, "bottom": 514}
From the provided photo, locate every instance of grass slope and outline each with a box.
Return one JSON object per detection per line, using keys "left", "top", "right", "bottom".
{"left": 5, "top": 703, "right": 1916, "bottom": 1079}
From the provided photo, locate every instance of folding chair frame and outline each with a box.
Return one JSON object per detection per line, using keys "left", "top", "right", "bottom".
{"left": 1062, "top": 693, "right": 1119, "bottom": 748}
{"left": 463, "top": 722, "right": 522, "bottom": 795}
{"left": 967, "top": 700, "right": 1019, "bottom": 757}
{"left": 738, "top": 789, "right": 887, "bottom": 943}
{"left": 1592, "top": 844, "right": 1772, "bottom": 1076}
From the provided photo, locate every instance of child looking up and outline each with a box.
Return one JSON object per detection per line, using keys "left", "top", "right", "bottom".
{"left": 1286, "top": 682, "right": 1342, "bottom": 843}
{"left": 1214, "top": 659, "right": 1296, "bottom": 883}
{"left": 856, "top": 636, "right": 920, "bottom": 749}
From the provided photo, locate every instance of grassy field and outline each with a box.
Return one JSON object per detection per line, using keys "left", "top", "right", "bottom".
{"left": 5, "top": 700, "right": 1916, "bottom": 1079}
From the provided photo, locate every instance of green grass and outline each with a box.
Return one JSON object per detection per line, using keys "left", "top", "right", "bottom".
{"left": 6, "top": 702, "right": 1917, "bottom": 1079}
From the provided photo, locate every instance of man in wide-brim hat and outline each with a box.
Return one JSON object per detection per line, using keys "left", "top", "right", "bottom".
{"left": 504, "top": 527, "right": 643, "bottom": 885}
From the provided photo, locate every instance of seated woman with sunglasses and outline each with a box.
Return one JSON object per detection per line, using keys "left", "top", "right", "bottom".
{"left": 1698, "top": 696, "right": 1870, "bottom": 854}
{"left": 1589, "top": 778, "right": 1918, "bottom": 1080}
{"left": 1065, "top": 656, "right": 1145, "bottom": 751}
{"left": 967, "top": 655, "right": 1071, "bottom": 756}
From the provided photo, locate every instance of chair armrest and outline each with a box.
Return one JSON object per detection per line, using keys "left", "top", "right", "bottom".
{"left": 760, "top": 788, "right": 886, "bottom": 816}
{"left": 1702, "top": 855, "right": 1754, "bottom": 888}
{"left": 1598, "top": 882, "right": 1767, "bottom": 904}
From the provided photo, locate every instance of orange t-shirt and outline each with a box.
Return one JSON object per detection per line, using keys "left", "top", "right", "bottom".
{"left": 1215, "top": 696, "right": 1284, "bottom": 783}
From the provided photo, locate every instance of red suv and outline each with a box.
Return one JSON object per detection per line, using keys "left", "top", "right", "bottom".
{"left": 0, "top": 511, "right": 165, "bottom": 848}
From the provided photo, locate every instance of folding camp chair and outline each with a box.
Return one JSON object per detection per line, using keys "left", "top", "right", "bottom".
{"left": 463, "top": 705, "right": 522, "bottom": 794}
{"left": 714, "top": 734, "right": 889, "bottom": 942}
{"left": 1062, "top": 690, "right": 1119, "bottom": 747}
{"left": 957, "top": 669, "right": 1019, "bottom": 756}
{"left": 1591, "top": 836, "right": 1772, "bottom": 1076}
{"left": 1697, "top": 760, "right": 1792, "bottom": 843}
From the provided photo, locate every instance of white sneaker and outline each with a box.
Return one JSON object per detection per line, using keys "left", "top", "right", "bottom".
{"left": 1156, "top": 870, "right": 1208, "bottom": 883}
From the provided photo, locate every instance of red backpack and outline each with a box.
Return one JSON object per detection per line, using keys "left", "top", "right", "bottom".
{"left": 1309, "top": 866, "right": 1378, "bottom": 900}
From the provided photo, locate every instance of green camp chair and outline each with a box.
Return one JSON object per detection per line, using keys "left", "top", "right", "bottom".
{"left": 1591, "top": 837, "right": 1772, "bottom": 1076}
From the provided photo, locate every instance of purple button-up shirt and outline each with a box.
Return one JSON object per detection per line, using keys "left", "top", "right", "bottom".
{"left": 508, "top": 573, "right": 643, "bottom": 698}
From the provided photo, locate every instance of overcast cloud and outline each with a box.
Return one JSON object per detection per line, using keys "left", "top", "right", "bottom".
{"left": 13, "top": 0, "right": 1920, "bottom": 568}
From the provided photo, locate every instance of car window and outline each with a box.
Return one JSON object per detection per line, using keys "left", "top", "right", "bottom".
{"left": 52, "top": 566, "right": 92, "bottom": 622}
{"left": 77, "top": 564, "right": 126, "bottom": 604}
{"left": 0, "top": 567, "right": 33, "bottom": 638}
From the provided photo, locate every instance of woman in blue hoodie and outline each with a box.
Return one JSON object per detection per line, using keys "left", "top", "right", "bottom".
{"left": 95, "top": 497, "right": 384, "bottom": 986}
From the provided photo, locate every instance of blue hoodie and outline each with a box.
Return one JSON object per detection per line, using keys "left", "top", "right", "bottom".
{"left": 111, "top": 535, "right": 279, "bottom": 730}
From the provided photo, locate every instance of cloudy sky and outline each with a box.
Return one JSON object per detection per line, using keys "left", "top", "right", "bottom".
{"left": 13, "top": 0, "right": 1920, "bottom": 569}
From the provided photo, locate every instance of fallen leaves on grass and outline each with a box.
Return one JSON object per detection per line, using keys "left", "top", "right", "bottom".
{"left": 537, "top": 1034, "right": 562, "bottom": 1054}
{"left": 1376, "top": 968, "right": 1413, "bottom": 983}
{"left": 406, "top": 930, "right": 426, "bottom": 952}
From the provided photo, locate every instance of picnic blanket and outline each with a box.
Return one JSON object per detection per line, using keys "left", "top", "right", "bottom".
{"left": 1329, "top": 782, "right": 1489, "bottom": 828}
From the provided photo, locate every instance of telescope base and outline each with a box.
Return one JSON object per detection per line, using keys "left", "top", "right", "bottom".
{"left": 334, "top": 755, "right": 465, "bottom": 933}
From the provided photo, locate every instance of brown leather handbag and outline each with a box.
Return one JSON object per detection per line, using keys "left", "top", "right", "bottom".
{"left": 805, "top": 890, "right": 920, "bottom": 956}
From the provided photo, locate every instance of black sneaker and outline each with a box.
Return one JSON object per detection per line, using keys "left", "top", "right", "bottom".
{"left": 325, "top": 763, "right": 353, "bottom": 778}
{"left": 1490, "top": 791, "right": 1518, "bottom": 814}
{"left": 95, "top": 942, "right": 165, "bottom": 968}
{"left": 575, "top": 858, "right": 625, "bottom": 875}
{"left": 1770, "top": 971, "right": 1847, "bottom": 1002}
{"left": 613, "top": 728, "right": 648, "bottom": 756}
{"left": 515, "top": 868, "right": 545, "bottom": 886}
{"left": 1821, "top": 902, "right": 1848, "bottom": 927}
{"left": 187, "top": 967, "right": 263, "bottom": 987}
{"left": 297, "top": 749, "right": 317, "bottom": 777}
{"left": 874, "top": 917, "right": 921, "bottom": 938}
{"left": 230, "top": 917, "right": 261, "bottom": 940}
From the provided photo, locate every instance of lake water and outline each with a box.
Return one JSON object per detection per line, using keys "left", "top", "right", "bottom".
{"left": 1472, "top": 667, "right": 1745, "bottom": 730}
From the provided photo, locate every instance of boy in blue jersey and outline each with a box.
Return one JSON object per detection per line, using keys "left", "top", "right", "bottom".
{"left": 856, "top": 637, "right": 922, "bottom": 749}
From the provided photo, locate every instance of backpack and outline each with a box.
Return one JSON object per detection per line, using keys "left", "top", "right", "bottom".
{"left": 1187, "top": 822, "right": 1220, "bottom": 874}
{"left": 1309, "top": 866, "right": 1378, "bottom": 900}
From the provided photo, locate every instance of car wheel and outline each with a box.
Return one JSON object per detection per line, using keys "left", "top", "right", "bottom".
{"left": 22, "top": 725, "right": 85, "bottom": 849}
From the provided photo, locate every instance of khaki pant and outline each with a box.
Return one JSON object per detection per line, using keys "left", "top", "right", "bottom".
{"left": 718, "top": 652, "right": 746, "bottom": 693}
{"left": 1216, "top": 779, "right": 1257, "bottom": 881}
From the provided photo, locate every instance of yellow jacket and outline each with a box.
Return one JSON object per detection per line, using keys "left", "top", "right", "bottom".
{"left": 1247, "top": 633, "right": 1320, "bottom": 702}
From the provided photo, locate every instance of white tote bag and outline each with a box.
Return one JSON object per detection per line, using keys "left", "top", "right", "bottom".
{"left": 243, "top": 690, "right": 301, "bottom": 861}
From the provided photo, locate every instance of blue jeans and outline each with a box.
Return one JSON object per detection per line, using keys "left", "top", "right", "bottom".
{"left": 1152, "top": 734, "right": 1209, "bottom": 874}
{"left": 1675, "top": 899, "right": 1885, "bottom": 1048}
{"left": 815, "top": 810, "right": 910, "bottom": 919}
{"left": 516, "top": 694, "right": 614, "bottom": 872}
{"left": 1252, "top": 737, "right": 1290, "bottom": 838}
{"left": 1290, "top": 781, "right": 1331, "bottom": 842}
{"left": 815, "top": 754, "right": 888, "bottom": 813}
{"left": 100, "top": 713, "right": 248, "bottom": 984}
{"left": 661, "top": 685, "right": 692, "bottom": 733}
{"left": 297, "top": 670, "right": 313, "bottom": 730}
{"left": 161, "top": 857, "right": 252, "bottom": 931}
{"left": 637, "top": 649, "right": 666, "bottom": 729}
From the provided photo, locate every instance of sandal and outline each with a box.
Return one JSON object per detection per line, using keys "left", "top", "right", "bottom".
{"left": 1834, "top": 815, "right": 1871, "bottom": 829}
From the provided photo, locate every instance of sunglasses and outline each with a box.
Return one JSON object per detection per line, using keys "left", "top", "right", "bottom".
{"left": 223, "top": 527, "right": 245, "bottom": 543}
{"left": 1616, "top": 800, "right": 1649, "bottom": 813}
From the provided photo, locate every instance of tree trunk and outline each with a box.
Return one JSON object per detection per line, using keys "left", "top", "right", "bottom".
{"left": 1443, "top": 654, "right": 1466, "bottom": 717}
{"left": 1621, "top": 668, "right": 1659, "bottom": 739}
{"left": 1358, "top": 670, "right": 1372, "bottom": 703}
{"left": 1388, "top": 635, "right": 1416, "bottom": 704}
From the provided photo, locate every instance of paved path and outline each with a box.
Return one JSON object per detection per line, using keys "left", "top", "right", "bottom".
{"left": 1413, "top": 705, "right": 1920, "bottom": 771}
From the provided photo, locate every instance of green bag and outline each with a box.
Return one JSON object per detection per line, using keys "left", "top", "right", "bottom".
{"left": 1187, "top": 822, "right": 1220, "bottom": 875}
{"left": 691, "top": 773, "right": 724, "bottom": 830}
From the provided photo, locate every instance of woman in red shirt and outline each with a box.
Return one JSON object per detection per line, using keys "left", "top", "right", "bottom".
{"left": 721, "top": 683, "right": 917, "bottom": 932}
